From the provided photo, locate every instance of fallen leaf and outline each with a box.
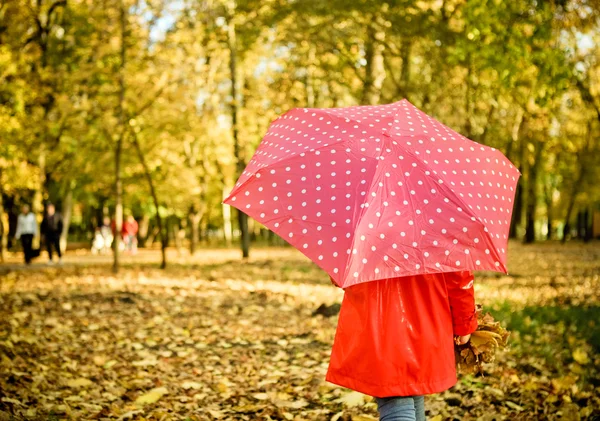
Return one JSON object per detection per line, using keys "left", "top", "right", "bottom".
{"left": 135, "top": 387, "right": 168, "bottom": 406}
{"left": 572, "top": 348, "right": 589, "bottom": 365}
{"left": 335, "top": 391, "right": 365, "bottom": 407}
{"left": 182, "top": 381, "right": 202, "bottom": 390}
{"left": 505, "top": 401, "right": 524, "bottom": 411}
{"left": 67, "top": 378, "right": 93, "bottom": 388}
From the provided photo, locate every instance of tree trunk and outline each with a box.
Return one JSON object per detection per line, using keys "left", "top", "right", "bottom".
{"left": 464, "top": 53, "right": 473, "bottom": 138}
{"left": 399, "top": 40, "right": 411, "bottom": 100}
{"left": 545, "top": 197, "right": 553, "bottom": 241}
{"left": 227, "top": 4, "right": 249, "bottom": 258}
{"left": 543, "top": 174, "right": 554, "bottom": 241}
{"left": 113, "top": 0, "right": 127, "bottom": 273}
{"left": 138, "top": 214, "right": 150, "bottom": 246}
{"left": 524, "top": 141, "right": 544, "bottom": 244}
{"left": 584, "top": 208, "right": 593, "bottom": 242}
{"left": 577, "top": 209, "right": 593, "bottom": 242}
{"left": 222, "top": 188, "right": 233, "bottom": 245}
{"left": 60, "top": 182, "right": 73, "bottom": 253}
{"left": 361, "top": 22, "right": 386, "bottom": 105}
{"left": 509, "top": 120, "right": 526, "bottom": 239}
{"left": 32, "top": 148, "right": 46, "bottom": 250}
{"left": 0, "top": 168, "right": 6, "bottom": 262}
{"left": 131, "top": 130, "right": 167, "bottom": 269}
{"left": 510, "top": 177, "right": 524, "bottom": 239}
{"left": 305, "top": 44, "right": 316, "bottom": 108}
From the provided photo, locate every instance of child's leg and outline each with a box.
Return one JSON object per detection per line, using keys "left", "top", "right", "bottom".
{"left": 376, "top": 396, "right": 417, "bottom": 421}
{"left": 413, "top": 396, "right": 425, "bottom": 421}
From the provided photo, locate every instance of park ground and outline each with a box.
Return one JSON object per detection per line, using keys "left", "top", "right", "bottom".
{"left": 0, "top": 242, "right": 599, "bottom": 420}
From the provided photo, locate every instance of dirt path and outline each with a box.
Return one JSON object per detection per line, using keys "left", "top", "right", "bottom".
{"left": 1, "top": 242, "right": 599, "bottom": 420}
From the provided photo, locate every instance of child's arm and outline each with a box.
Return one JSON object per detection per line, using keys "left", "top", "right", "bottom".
{"left": 444, "top": 271, "right": 478, "bottom": 337}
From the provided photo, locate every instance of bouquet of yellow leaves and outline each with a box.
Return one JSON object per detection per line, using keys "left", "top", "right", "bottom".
{"left": 455, "top": 304, "right": 510, "bottom": 375}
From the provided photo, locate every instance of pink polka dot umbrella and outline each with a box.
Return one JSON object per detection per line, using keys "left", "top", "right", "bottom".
{"left": 223, "top": 99, "right": 520, "bottom": 288}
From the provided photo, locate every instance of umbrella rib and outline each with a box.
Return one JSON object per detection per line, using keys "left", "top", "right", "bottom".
{"left": 337, "top": 109, "right": 486, "bottom": 221}
{"left": 341, "top": 144, "right": 386, "bottom": 284}
{"left": 329, "top": 106, "right": 502, "bottom": 260}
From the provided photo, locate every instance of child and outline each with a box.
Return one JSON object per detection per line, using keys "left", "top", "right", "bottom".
{"left": 326, "top": 272, "right": 477, "bottom": 421}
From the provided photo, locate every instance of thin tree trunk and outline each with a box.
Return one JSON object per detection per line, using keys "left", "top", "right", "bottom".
{"left": 60, "top": 182, "right": 73, "bottom": 253}
{"left": 509, "top": 118, "right": 526, "bottom": 239}
{"left": 305, "top": 44, "right": 316, "bottom": 108}
{"left": 543, "top": 175, "right": 553, "bottom": 241}
{"left": 227, "top": 4, "right": 249, "bottom": 258}
{"left": 113, "top": 0, "right": 126, "bottom": 273}
{"left": 138, "top": 214, "right": 150, "bottom": 246}
{"left": 399, "top": 40, "right": 411, "bottom": 100}
{"left": 361, "top": 22, "right": 386, "bottom": 105}
{"left": 545, "top": 198, "right": 553, "bottom": 241}
{"left": 32, "top": 148, "right": 46, "bottom": 250}
{"left": 583, "top": 208, "right": 592, "bottom": 242}
{"left": 505, "top": 107, "right": 524, "bottom": 159}
{"left": 464, "top": 53, "right": 473, "bottom": 138}
{"left": 0, "top": 168, "right": 6, "bottom": 262}
{"left": 131, "top": 131, "right": 167, "bottom": 269}
{"left": 524, "top": 140, "right": 544, "bottom": 244}
{"left": 222, "top": 188, "right": 233, "bottom": 245}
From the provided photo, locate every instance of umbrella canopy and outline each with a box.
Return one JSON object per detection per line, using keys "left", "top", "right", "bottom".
{"left": 224, "top": 99, "right": 520, "bottom": 288}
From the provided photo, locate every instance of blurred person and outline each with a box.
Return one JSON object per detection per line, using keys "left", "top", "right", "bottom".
{"left": 100, "top": 216, "right": 113, "bottom": 254}
{"left": 122, "top": 215, "right": 139, "bottom": 254}
{"left": 41, "top": 203, "right": 63, "bottom": 264}
{"left": 91, "top": 227, "right": 105, "bottom": 255}
{"left": 15, "top": 204, "right": 38, "bottom": 264}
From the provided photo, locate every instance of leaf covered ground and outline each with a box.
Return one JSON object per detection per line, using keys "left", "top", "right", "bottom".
{"left": 0, "top": 242, "right": 599, "bottom": 420}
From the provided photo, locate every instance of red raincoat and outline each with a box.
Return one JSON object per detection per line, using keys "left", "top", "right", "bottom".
{"left": 326, "top": 271, "right": 477, "bottom": 397}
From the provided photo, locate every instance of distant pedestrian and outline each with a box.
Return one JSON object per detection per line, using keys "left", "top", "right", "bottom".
{"left": 122, "top": 215, "right": 138, "bottom": 254}
{"left": 15, "top": 204, "right": 38, "bottom": 265}
{"left": 100, "top": 216, "right": 113, "bottom": 253}
{"left": 41, "top": 203, "right": 63, "bottom": 264}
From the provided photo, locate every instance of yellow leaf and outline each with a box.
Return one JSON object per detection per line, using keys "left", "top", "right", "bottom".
{"left": 430, "top": 416, "right": 443, "bottom": 421}
{"left": 252, "top": 393, "right": 269, "bottom": 400}
{"left": 505, "top": 401, "right": 524, "bottom": 411}
{"left": 335, "top": 391, "right": 365, "bottom": 407}
{"left": 135, "top": 387, "right": 168, "bottom": 406}
{"left": 67, "top": 378, "right": 93, "bottom": 388}
{"left": 572, "top": 348, "right": 589, "bottom": 365}
{"left": 208, "top": 409, "right": 224, "bottom": 419}
{"left": 216, "top": 383, "right": 229, "bottom": 393}
{"left": 331, "top": 411, "right": 344, "bottom": 421}
{"left": 182, "top": 381, "right": 202, "bottom": 390}
{"left": 93, "top": 355, "right": 107, "bottom": 366}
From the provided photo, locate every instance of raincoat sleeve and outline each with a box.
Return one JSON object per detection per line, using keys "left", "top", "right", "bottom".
{"left": 444, "top": 271, "right": 477, "bottom": 336}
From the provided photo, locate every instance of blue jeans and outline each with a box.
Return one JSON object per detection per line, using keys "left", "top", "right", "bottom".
{"left": 376, "top": 396, "right": 425, "bottom": 421}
